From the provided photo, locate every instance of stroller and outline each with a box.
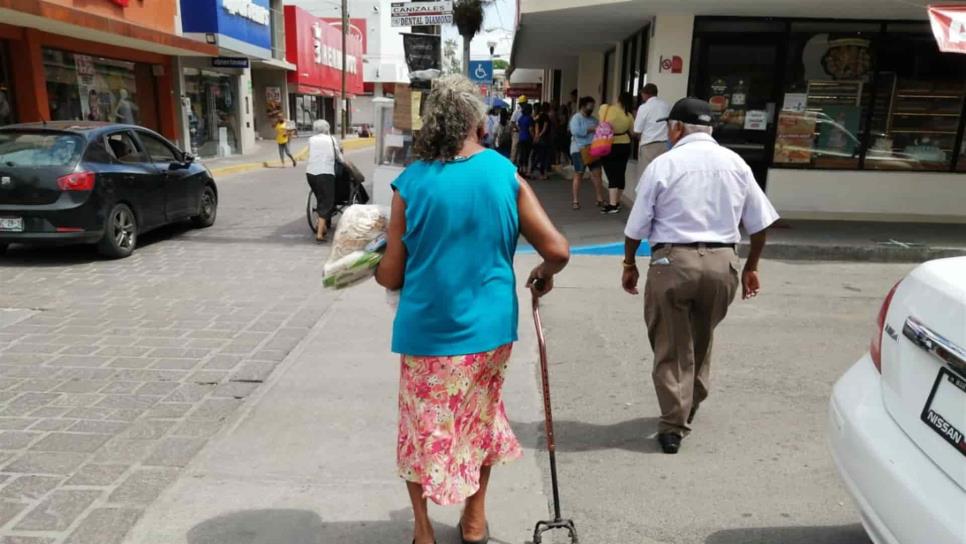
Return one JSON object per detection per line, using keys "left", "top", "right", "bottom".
{"left": 307, "top": 158, "right": 369, "bottom": 233}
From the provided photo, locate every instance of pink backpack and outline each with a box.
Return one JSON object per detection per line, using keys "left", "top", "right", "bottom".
{"left": 589, "top": 105, "right": 614, "bottom": 158}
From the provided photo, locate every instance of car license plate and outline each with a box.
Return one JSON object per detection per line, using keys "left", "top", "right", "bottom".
{"left": 0, "top": 217, "right": 23, "bottom": 232}
{"left": 921, "top": 368, "right": 966, "bottom": 457}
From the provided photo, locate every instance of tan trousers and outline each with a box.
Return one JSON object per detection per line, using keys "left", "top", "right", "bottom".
{"left": 644, "top": 245, "right": 740, "bottom": 436}
{"left": 636, "top": 142, "right": 668, "bottom": 184}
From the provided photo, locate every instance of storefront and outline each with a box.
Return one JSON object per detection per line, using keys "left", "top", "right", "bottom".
{"left": 0, "top": 2, "right": 215, "bottom": 140}
{"left": 512, "top": 2, "right": 966, "bottom": 222}
{"left": 284, "top": 6, "right": 363, "bottom": 136}
{"left": 689, "top": 18, "right": 966, "bottom": 182}
{"left": 179, "top": 0, "right": 281, "bottom": 156}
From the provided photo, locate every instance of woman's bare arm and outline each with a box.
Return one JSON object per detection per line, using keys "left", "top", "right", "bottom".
{"left": 518, "top": 176, "right": 569, "bottom": 296}
{"left": 375, "top": 191, "right": 407, "bottom": 290}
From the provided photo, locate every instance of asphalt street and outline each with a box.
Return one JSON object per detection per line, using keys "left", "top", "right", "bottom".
{"left": 0, "top": 148, "right": 917, "bottom": 543}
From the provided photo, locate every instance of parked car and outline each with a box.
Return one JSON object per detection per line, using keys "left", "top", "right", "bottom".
{"left": 0, "top": 122, "right": 217, "bottom": 258}
{"left": 829, "top": 257, "right": 966, "bottom": 544}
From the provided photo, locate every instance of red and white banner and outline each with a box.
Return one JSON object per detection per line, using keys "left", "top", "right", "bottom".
{"left": 285, "top": 6, "right": 364, "bottom": 95}
{"left": 929, "top": 4, "right": 966, "bottom": 54}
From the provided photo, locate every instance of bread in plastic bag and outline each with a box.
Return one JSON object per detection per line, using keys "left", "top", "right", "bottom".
{"left": 322, "top": 205, "right": 389, "bottom": 290}
{"left": 328, "top": 205, "right": 389, "bottom": 262}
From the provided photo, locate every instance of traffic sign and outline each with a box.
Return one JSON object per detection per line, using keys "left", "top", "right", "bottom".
{"left": 468, "top": 60, "right": 493, "bottom": 84}
{"left": 391, "top": 1, "right": 453, "bottom": 27}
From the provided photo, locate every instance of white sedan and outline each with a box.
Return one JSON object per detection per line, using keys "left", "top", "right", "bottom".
{"left": 829, "top": 257, "right": 966, "bottom": 544}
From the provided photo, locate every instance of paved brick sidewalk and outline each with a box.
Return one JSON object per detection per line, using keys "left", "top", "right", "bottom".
{"left": 0, "top": 150, "right": 374, "bottom": 542}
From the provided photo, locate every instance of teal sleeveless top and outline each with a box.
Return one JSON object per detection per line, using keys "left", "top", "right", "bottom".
{"left": 391, "top": 149, "right": 520, "bottom": 356}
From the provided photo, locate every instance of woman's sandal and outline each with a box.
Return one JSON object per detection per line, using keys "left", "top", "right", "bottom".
{"left": 572, "top": 201, "right": 581, "bottom": 211}
{"left": 458, "top": 522, "right": 489, "bottom": 544}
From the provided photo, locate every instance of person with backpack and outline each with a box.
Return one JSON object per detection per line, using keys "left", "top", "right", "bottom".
{"left": 597, "top": 92, "right": 636, "bottom": 214}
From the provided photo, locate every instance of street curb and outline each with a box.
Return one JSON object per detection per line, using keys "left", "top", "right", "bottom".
{"left": 207, "top": 137, "right": 375, "bottom": 179}
{"left": 739, "top": 242, "right": 966, "bottom": 263}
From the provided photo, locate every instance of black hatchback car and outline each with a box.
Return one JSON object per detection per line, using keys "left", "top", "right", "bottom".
{"left": 0, "top": 122, "right": 217, "bottom": 258}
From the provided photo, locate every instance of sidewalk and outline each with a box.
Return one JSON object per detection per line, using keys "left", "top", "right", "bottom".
{"left": 122, "top": 278, "right": 552, "bottom": 544}
{"left": 202, "top": 136, "right": 375, "bottom": 179}
{"left": 530, "top": 168, "right": 966, "bottom": 263}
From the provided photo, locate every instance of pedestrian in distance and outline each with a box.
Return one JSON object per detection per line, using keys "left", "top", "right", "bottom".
{"left": 554, "top": 104, "right": 572, "bottom": 168}
{"left": 509, "top": 94, "right": 528, "bottom": 167}
{"left": 621, "top": 97, "right": 780, "bottom": 455}
{"left": 568, "top": 96, "right": 605, "bottom": 210}
{"left": 633, "top": 83, "right": 671, "bottom": 184}
{"left": 515, "top": 102, "right": 535, "bottom": 178}
{"left": 533, "top": 102, "right": 553, "bottom": 180}
{"left": 495, "top": 108, "right": 513, "bottom": 158}
{"left": 275, "top": 116, "right": 297, "bottom": 168}
{"left": 375, "top": 74, "right": 570, "bottom": 544}
{"left": 598, "top": 91, "right": 636, "bottom": 215}
{"left": 305, "top": 119, "right": 342, "bottom": 242}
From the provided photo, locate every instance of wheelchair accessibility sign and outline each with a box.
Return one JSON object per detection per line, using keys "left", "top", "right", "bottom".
{"left": 468, "top": 60, "right": 493, "bottom": 84}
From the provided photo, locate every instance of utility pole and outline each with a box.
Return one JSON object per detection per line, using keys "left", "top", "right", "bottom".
{"left": 340, "top": 0, "right": 348, "bottom": 139}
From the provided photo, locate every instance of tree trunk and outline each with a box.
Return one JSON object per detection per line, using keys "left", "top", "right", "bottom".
{"left": 462, "top": 35, "right": 471, "bottom": 77}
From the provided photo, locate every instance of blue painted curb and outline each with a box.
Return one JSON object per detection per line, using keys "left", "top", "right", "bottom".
{"left": 519, "top": 241, "right": 650, "bottom": 257}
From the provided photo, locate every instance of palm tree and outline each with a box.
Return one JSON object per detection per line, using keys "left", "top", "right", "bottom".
{"left": 452, "top": 0, "right": 484, "bottom": 77}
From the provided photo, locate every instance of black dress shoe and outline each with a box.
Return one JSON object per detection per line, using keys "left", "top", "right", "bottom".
{"left": 458, "top": 522, "right": 489, "bottom": 544}
{"left": 658, "top": 433, "right": 682, "bottom": 454}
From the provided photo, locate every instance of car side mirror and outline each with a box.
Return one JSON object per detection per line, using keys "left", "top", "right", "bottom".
{"left": 182, "top": 152, "right": 195, "bottom": 165}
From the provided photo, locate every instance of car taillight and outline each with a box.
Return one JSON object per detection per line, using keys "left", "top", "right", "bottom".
{"left": 870, "top": 280, "right": 902, "bottom": 372}
{"left": 57, "top": 172, "right": 95, "bottom": 191}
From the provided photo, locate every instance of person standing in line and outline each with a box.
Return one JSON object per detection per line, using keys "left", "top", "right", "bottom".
{"left": 275, "top": 117, "right": 297, "bottom": 167}
{"left": 621, "top": 98, "right": 779, "bottom": 455}
{"left": 495, "top": 108, "right": 512, "bottom": 158}
{"left": 305, "top": 119, "right": 342, "bottom": 242}
{"left": 532, "top": 102, "right": 553, "bottom": 180}
{"left": 569, "top": 96, "right": 605, "bottom": 210}
{"left": 484, "top": 107, "right": 501, "bottom": 148}
{"left": 633, "top": 83, "right": 672, "bottom": 183}
{"left": 598, "top": 92, "right": 636, "bottom": 214}
{"left": 515, "top": 103, "right": 535, "bottom": 178}
{"left": 510, "top": 95, "right": 528, "bottom": 166}
{"left": 375, "top": 74, "right": 570, "bottom": 544}
{"left": 554, "top": 105, "right": 572, "bottom": 168}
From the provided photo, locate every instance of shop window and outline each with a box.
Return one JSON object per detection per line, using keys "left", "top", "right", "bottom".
{"left": 866, "top": 24, "right": 966, "bottom": 172}
{"left": 43, "top": 49, "right": 139, "bottom": 124}
{"left": 183, "top": 68, "right": 238, "bottom": 157}
{"left": 773, "top": 23, "right": 879, "bottom": 169}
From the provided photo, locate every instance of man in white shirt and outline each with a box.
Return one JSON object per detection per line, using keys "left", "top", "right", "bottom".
{"left": 632, "top": 83, "right": 671, "bottom": 184}
{"left": 622, "top": 98, "right": 779, "bottom": 454}
{"left": 306, "top": 119, "right": 343, "bottom": 241}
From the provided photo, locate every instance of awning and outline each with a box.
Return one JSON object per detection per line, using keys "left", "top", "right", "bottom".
{"left": 252, "top": 58, "right": 297, "bottom": 71}
{"left": 929, "top": 5, "right": 966, "bottom": 54}
{"left": 0, "top": 1, "right": 218, "bottom": 57}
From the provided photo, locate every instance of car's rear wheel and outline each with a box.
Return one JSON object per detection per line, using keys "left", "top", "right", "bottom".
{"left": 192, "top": 185, "right": 217, "bottom": 228}
{"left": 97, "top": 203, "right": 137, "bottom": 259}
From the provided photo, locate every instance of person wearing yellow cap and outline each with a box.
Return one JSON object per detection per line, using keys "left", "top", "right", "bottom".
{"left": 510, "top": 95, "right": 528, "bottom": 168}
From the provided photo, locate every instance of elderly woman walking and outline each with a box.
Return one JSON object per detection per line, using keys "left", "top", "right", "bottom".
{"left": 376, "top": 75, "right": 570, "bottom": 544}
{"left": 305, "top": 119, "right": 342, "bottom": 241}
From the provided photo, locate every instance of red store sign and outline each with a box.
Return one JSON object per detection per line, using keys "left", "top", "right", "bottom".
{"left": 929, "top": 4, "right": 966, "bottom": 54}
{"left": 285, "top": 6, "right": 364, "bottom": 96}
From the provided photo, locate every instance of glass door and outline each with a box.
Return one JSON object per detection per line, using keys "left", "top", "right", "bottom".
{"left": 691, "top": 35, "right": 785, "bottom": 188}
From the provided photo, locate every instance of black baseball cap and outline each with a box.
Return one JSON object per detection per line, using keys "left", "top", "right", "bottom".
{"left": 658, "top": 97, "right": 714, "bottom": 126}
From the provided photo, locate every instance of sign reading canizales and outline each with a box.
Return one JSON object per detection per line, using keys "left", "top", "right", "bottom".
{"left": 391, "top": 1, "right": 453, "bottom": 27}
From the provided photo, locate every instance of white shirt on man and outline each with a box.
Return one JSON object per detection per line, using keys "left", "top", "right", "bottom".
{"left": 306, "top": 133, "right": 342, "bottom": 176}
{"left": 633, "top": 97, "right": 671, "bottom": 145}
{"left": 624, "top": 132, "right": 779, "bottom": 244}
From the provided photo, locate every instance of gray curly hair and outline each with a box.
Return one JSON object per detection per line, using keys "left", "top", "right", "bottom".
{"left": 413, "top": 74, "right": 487, "bottom": 162}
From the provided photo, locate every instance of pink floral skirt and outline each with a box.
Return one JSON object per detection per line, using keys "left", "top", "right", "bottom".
{"left": 397, "top": 343, "right": 523, "bottom": 506}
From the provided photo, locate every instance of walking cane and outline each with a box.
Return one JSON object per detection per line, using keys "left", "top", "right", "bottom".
{"left": 530, "top": 280, "right": 579, "bottom": 544}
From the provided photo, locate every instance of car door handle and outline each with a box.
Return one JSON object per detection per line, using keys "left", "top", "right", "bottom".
{"left": 902, "top": 316, "right": 966, "bottom": 376}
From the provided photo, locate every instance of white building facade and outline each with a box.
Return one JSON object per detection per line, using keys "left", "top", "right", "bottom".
{"left": 512, "top": 0, "right": 966, "bottom": 223}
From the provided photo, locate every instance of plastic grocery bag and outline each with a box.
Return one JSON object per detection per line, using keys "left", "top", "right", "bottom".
{"left": 322, "top": 205, "right": 389, "bottom": 290}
